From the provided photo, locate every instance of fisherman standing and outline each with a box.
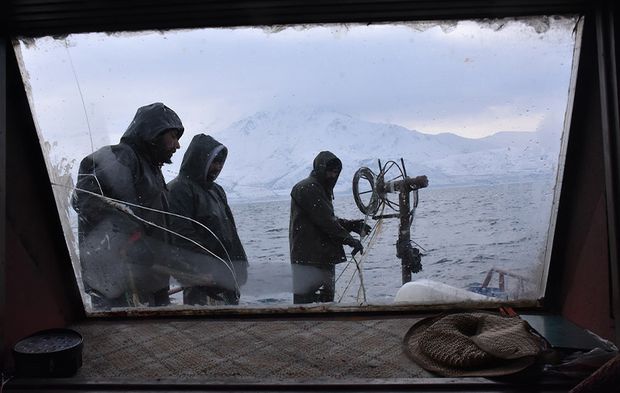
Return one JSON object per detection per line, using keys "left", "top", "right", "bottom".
{"left": 289, "top": 151, "right": 370, "bottom": 304}
{"left": 72, "top": 102, "right": 184, "bottom": 309}
{"left": 167, "top": 134, "right": 248, "bottom": 305}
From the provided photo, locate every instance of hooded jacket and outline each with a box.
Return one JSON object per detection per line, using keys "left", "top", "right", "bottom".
{"left": 167, "top": 134, "right": 248, "bottom": 290}
{"left": 289, "top": 151, "right": 357, "bottom": 265}
{"left": 72, "top": 102, "right": 184, "bottom": 299}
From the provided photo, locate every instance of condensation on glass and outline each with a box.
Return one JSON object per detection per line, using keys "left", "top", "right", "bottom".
{"left": 14, "top": 15, "right": 581, "bottom": 314}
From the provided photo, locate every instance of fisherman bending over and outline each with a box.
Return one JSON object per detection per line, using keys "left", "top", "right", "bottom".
{"left": 289, "top": 151, "right": 370, "bottom": 304}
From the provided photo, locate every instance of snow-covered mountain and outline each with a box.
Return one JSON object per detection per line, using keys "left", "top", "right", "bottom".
{"left": 208, "top": 107, "right": 559, "bottom": 201}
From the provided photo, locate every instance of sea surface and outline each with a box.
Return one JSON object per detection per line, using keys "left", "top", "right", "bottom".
{"left": 231, "top": 181, "right": 557, "bottom": 306}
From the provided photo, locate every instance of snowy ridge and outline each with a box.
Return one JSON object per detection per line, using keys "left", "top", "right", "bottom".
{"left": 206, "top": 107, "right": 558, "bottom": 201}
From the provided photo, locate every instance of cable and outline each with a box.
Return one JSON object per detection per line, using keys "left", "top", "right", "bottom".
{"left": 53, "top": 182, "right": 240, "bottom": 293}
{"left": 67, "top": 182, "right": 234, "bottom": 266}
{"left": 0, "top": 373, "right": 13, "bottom": 393}
{"left": 65, "top": 39, "right": 95, "bottom": 155}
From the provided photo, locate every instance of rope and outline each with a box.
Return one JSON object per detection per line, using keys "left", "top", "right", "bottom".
{"left": 53, "top": 182, "right": 240, "bottom": 293}
{"left": 336, "top": 205, "right": 384, "bottom": 303}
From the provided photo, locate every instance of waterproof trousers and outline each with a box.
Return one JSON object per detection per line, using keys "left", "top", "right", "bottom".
{"left": 291, "top": 263, "right": 336, "bottom": 304}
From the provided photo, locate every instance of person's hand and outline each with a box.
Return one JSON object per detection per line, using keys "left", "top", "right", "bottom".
{"left": 358, "top": 222, "right": 372, "bottom": 237}
{"left": 350, "top": 219, "right": 372, "bottom": 236}
{"left": 345, "top": 237, "right": 364, "bottom": 256}
{"left": 351, "top": 239, "right": 364, "bottom": 256}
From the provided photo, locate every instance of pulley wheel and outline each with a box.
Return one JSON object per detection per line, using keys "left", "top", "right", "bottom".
{"left": 352, "top": 167, "right": 379, "bottom": 216}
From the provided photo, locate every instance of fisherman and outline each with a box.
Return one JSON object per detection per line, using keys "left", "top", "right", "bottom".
{"left": 72, "top": 102, "right": 184, "bottom": 309}
{"left": 289, "top": 151, "right": 371, "bottom": 304}
{"left": 167, "top": 134, "right": 248, "bottom": 305}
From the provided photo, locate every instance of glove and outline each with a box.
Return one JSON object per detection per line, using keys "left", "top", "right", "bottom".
{"left": 358, "top": 222, "right": 372, "bottom": 237}
{"left": 344, "top": 237, "right": 364, "bottom": 257}
{"left": 349, "top": 219, "right": 372, "bottom": 236}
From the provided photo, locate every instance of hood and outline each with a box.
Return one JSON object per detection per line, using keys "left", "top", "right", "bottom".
{"left": 121, "top": 102, "right": 184, "bottom": 149}
{"left": 311, "top": 150, "right": 342, "bottom": 196}
{"left": 179, "top": 134, "right": 227, "bottom": 183}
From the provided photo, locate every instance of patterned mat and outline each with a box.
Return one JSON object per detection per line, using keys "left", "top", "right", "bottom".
{"left": 71, "top": 318, "right": 432, "bottom": 380}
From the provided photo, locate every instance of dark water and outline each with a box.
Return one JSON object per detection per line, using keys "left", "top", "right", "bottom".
{"left": 231, "top": 181, "right": 556, "bottom": 306}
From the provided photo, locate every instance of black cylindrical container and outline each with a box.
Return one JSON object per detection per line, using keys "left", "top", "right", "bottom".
{"left": 13, "top": 328, "right": 83, "bottom": 377}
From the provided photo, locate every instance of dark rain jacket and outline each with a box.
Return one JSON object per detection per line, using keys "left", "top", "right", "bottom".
{"left": 72, "top": 102, "right": 184, "bottom": 299}
{"left": 167, "top": 134, "right": 248, "bottom": 291}
{"left": 289, "top": 151, "right": 358, "bottom": 266}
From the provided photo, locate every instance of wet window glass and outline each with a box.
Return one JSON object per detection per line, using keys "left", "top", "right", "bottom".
{"left": 15, "top": 16, "right": 580, "bottom": 313}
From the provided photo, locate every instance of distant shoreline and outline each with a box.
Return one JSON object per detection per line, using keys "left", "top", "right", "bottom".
{"left": 228, "top": 179, "right": 554, "bottom": 205}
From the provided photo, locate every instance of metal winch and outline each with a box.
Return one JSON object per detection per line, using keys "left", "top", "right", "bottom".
{"left": 352, "top": 159, "right": 428, "bottom": 284}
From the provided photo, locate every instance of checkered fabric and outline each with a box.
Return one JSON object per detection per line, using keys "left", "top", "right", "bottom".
{"left": 71, "top": 318, "right": 431, "bottom": 380}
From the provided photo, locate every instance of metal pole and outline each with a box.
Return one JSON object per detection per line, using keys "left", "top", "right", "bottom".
{"left": 398, "top": 189, "right": 412, "bottom": 284}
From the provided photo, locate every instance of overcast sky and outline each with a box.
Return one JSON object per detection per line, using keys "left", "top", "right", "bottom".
{"left": 17, "top": 16, "right": 577, "bottom": 165}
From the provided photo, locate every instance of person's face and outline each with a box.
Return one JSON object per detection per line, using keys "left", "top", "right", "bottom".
{"left": 207, "top": 159, "right": 224, "bottom": 181}
{"left": 154, "top": 129, "right": 181, "bottom": 164}
{"left": 326, "top": 168, "right": 341, "bottom": 181}
{"left": 324, "top": 168, "right": 341, "bottom": 189}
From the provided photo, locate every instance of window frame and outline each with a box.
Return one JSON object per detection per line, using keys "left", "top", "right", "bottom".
{"left": 5, "top": 0, "right": 601, "bottom": 319}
